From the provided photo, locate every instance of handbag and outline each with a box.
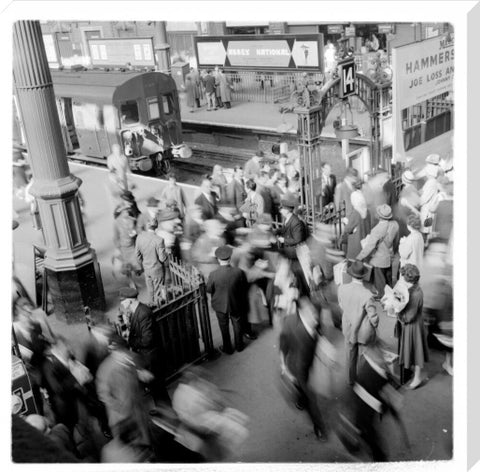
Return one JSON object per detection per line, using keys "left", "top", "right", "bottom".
{"left": 358, "top": 305, "right": 379, "bottom": 345}
{"left": 423, "top": 217, "right": 433, "bottom": 227}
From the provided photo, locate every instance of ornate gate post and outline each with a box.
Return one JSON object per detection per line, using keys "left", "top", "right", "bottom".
{"left": 295, "top": 104, "right": 324, "bottom": 227}
{"left": 13, "top": 20, "right": 105, "bottom": 322}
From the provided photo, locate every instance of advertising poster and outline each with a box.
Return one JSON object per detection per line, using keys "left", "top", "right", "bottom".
{"left": 195, "top": 34, "right": 324, "bottom": 72}
{"left": 392, "top": 33, "right": 454, "bottom": 162}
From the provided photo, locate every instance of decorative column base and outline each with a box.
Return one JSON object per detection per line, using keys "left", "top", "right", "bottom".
{"left": 46, "top": 255, "right": 106, "bottom": 324}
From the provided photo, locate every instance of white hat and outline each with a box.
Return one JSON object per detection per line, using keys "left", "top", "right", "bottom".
{"left": 426, "top": 154, "right": 441, "bottom": 165}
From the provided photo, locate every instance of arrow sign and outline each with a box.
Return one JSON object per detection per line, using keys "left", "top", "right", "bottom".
{"left": 197, "top": 41, "right": 226, "bottom": 65}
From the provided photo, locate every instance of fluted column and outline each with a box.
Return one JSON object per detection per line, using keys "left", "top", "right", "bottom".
{"left": 13, "top": 20, "right": 105, "bottom": 321}
{"left": 154, "top": 21, "right": 171, "bottom": 74}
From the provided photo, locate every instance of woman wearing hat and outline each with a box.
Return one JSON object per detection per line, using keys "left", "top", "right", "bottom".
{"left": 398, "top": 214, "right": 424, "bottom": 274}
{"left": 394, "top": 170, "right": 421, "bottom": 239}
{"left": 340, "top": 190, "right": 371, "bottom": 260}
{"left": 356, "top": 204, "right": 399, "bottom": 298}
{"left": 396, "top": 264, "right": 429, "bottom": 388}
{"left": 419, "top": 165, "right": 441, "bottom": 245}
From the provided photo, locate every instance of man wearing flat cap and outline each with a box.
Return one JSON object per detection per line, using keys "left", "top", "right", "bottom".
{"left": 137, "top": 196, "right": 160, "bottom": 232}
{"left": 135, "top": 218, "right": 167, "bottom": 306}
{"left": 119, "top": 287, "right": 170, "bottom": 404}
{"left": 356, "top": 204, "right": 399, "bottom": 298}
{"left": 206, "top": 245, "right": 249, "bottom": 354}
{"left": 337, "top": 261, "right": 378, "bottom": 385}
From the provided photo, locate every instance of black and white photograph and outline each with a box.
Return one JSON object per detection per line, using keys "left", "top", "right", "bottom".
{"left": 6, "top": 2, "right": 471, "bottom": 469}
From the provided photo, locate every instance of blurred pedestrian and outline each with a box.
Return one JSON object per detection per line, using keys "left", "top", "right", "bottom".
{"left": 356, "top": 204, "right": 399, "bottom": 298}
{"left": 211, "top": 165, "right": 228, "bottom": 202}
{"left": 25, "top": 414, "right": 78, "bottom": 458}
{"left": 13, "top": 298, "right": 51, "bottom": 415}
{"left": 206, "top": 246, "right": 249, "bottom": 354}
{"left": 396, "top": 264, "right": 429, "bottom": 389}
{"left": 225, "top": 166, "right": 246, "bottom": 211}
{"left": 394, "top": 170, "right": 421, "bottom": 238}
{"left": 135, "top": 218, "right": 167, "bottom": 306}
{"left": 194, "top": 176, "right": 218, "bottom": 220}
{"left": 96, "top": 334, "right": 152, "bottom": 457}
{"left": 120, "top": 287, "right": 170, "bottom": 404}
{"left": 113, "top": 206, "right": 142, "bottom": 286}
{"left": 334, "top": 167, "right": 358, "bottom": 216}
{"left": 107, "top": 144, "right": 130, "bottom": 190}
{"left": 279, "top": 297, "right": 328, "bottom": 440}
{"left": 137, "top": 197, "right": 160, "bottom": 232}
{"left": 240, "top": 179, "right": 265, "bottom": 226}
{"left": 321, "top": 163, "right": 337, "bottom": 208}
{"left": 244, "top": 151, "right": 264, "bottom": 181}
{"left": 156, "top": 208, "right": 182, "bottom": 262}
{"left": 184, "top": 71, "right": 197, "bottom": 113}
{"left": 340, "top": 190, "right": 371, "bottom": 260}
{"left": 159, "top": 172, "right": 187, "bottom": 219}
{"left": 337, "top": 261, "right": 378, "bottom": 385}
{"left": 336, "top": 342, "right": 406, "bottom": 462}
{"left": 420, "top": 164, "right": 441, "bottom": 245}
{"left": 256, "top": 170, "right": 275, "bottom": 218}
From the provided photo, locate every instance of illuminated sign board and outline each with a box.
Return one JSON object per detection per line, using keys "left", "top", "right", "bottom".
{"left": 88, "top": 37, "right": 156, "bottom": 67}
{"left": 327, "top": 25, "right": 344, "bottom": 35}
{"left": 195, "top": 34, "right": 324, "bottom": 72}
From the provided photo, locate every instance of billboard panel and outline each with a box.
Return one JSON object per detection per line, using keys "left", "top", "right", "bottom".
{"left": 88, "top": 37, "right": 156, "bottom": 67}
{"left": 194, "top": 34, "right": 324, "bottom": 72}
{"left": 392, "top": 33, "right": 454, "bottom": 162}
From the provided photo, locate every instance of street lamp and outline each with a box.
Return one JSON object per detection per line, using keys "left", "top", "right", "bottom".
{"left": 334, "top": 98, "right": 359, "bottom": 140}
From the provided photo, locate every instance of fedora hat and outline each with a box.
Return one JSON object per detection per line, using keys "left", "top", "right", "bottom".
{"left": 146, "top": 197, "right": 160, "bottom": 207}
{"left": 119, "top": 286, "right": 138, "bottom": 299}
{"left": 376, "top": 204, "right": 392, "bottom": 220}
{"left": 401, "top": 170, "right": 417, "bottom": 185}
{"left": 215, "top": 245, "right": 233, "bottom": 261}
{"left": 347, "top": 260, "right": 367, "bottom": 279}
{"left": 280, "top": 193, "right": 299, "bottom": 209}
{"left": 157, "top": 208, "right": 180, "bottom": 222}
{"left": 426, "top": 153, "right": 440, "bottom": 165}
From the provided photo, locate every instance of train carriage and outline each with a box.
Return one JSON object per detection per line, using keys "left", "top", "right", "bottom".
{"left": 50, "top": 68, "right": 187, "bottom": 174}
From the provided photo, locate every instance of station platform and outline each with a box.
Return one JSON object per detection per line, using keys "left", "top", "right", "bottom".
{"left": 12, "top": 162, "right": 452, "bottom": 462}
{"left": 179, "top": 93, "right": 298, "bottom": 135}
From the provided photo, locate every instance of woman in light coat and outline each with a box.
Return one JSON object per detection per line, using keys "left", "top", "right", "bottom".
{"left": 420, "top": 165, "right": 440, "bottom": 244}
{"left": 398, "top": 213, "right": 424, "bottom": 275}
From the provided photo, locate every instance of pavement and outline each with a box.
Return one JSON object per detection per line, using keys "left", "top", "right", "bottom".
{"left": 12, "top": 163, "right": 452, "bottom": 463}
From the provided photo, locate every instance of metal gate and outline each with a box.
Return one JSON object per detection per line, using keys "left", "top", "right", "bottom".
{"left": 153, "top": 258, "right": 215, "bottom": 381}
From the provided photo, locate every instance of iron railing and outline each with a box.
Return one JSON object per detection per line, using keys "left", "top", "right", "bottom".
{"left": 152, "top": 258, "right": 215, "bottom": 382}
{"left": 224, "top": 71, "right": 324, "bottom": 104}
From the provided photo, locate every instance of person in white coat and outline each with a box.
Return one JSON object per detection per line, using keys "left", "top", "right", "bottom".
{"left": 398, "top": 213, "right": 424, "bottom": 275}
{"left": 420, "top": 164, "right": 440, "bottom": 245}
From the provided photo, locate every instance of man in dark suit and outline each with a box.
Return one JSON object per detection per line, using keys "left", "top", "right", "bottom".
{"left": 276, "top": 193, "right": 309, "bottom": 296}
{"left": 225, "top": 166, "right": 246, "bottom": 211}
{"left": 279, "top": 297, "right": 327, "bottom": 440}
{"left": 121, "top": 287, "right": 170, "bottom": 404}
{"left": 194, "top": 176, "right": 218, "bottom": 220}
{"left": 206, "top": 245, "right": 250, "bottom": 354}
{"left": 277, "top": 193, "right": 308, "bottom": 259}
{"left": 321, "top": 163, "right": 337, "bottom": 208}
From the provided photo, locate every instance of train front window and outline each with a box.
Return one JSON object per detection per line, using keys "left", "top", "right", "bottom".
{"left": 147, "top": 97, "right": 160, "bottom": 120}
{"left": 161, "top": 95, "right": 172, "bottom": 115}
{"left": 120, "top": 100, "right": 139, "bottom": 125}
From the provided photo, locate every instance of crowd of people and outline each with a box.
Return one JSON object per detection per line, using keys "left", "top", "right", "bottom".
{"left": 12, "top": 143, "right": 453, "bottom": 462}
{"left": 184, "top": 66, "right": 234, "bottom": 113}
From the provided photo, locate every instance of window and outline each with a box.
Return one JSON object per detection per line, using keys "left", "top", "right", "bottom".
{"left": 147, "top": 97, "right": 160, "bottom": 120}
{"left": 120, "top": 101, "right": 139, "bottom": 125}
{"left": 161, "top": 95, "right": 172, "bottom": 115}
